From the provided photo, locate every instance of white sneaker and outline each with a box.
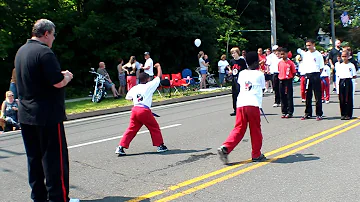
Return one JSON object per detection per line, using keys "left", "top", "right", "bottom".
{"left": 70, "top": 199, "right": 80, "bottom": 202}
{"left": 325, "top": 100, "right": 330, "bottom": 104}
{"left": 301, "top": 99, "right": 306, "bottom": 103}
{"left": 264, "top": 89, "right": 269, "bottom": 93}
{"left": 270, "top": 89, "right": 274, "bottom": 93}
{"left": 272, "top": 103, "right": 279, "bottom": 107}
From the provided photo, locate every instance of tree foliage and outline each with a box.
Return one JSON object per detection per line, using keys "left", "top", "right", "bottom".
{"left": 0, "top": 0, "right": 358, "bottom": 96}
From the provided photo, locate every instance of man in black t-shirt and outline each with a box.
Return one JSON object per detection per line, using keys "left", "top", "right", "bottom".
{"left": 15, "top": 19, "right": 79, "bottom": 202}
{"left": 328, "top": 40, "right": 342, "bottom": 92}
{"left": 229, "top": 47, "right": 247, "bottom": 116}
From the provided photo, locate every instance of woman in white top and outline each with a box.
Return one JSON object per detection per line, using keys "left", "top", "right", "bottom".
{"left": 218, "top": 54, "right": 229, "bottom": 87}
{"left": 198, "top": 51, "right": 209, "bottom": 89}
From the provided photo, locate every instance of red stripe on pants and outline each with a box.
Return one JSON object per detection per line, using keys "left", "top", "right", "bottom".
{"left": 127, "top": 76, "right": 137, "bottom": 91}
{"left": 300, "top": 76, "right": 306, "bottom": 99}
{"left": 57, "top": 124, "right": 67, "bottom": 202}
{"left": 321, "top": 77, "right": 330, "bottom": 101}
{"left": 222, "top": 106, "right": 263, "bottom": 158}
{"left": 120, "top": 106, "right": 164, "bottom": 148}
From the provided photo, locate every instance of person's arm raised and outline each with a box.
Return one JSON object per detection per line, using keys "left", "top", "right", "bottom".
{"left": 155, "top": 63, "right": 162, "bottom": 78}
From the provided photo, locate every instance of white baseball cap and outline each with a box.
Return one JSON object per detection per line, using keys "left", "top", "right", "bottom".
{"left": 272, "top": 45, "right": 279, "bottom": 51}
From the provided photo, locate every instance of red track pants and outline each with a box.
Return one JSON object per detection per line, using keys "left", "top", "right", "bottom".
{"left": 321, "top": 77, "right": 330, "bottom": 101}
{"left": 119, "top": 106, "right": 164, "bottom": 148}
{"left": 300, "top": 76, "right": 306, "bottom": 100}
{"left": 222, "top": 106, "right": 263, "bottom": 158}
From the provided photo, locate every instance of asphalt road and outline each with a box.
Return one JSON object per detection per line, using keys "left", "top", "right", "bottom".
{"left": 1, "top": 82, "right": 360, "bottom": 202}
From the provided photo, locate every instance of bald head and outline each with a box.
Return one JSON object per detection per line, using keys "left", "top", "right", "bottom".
{"left": 335, "top": 40, "right": 341, "bottom": 48}
{"left": 99, "top": 62, "right": 105, "bottom": 68}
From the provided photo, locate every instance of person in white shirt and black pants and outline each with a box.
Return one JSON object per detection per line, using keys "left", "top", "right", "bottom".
{"left": 297, "top": 39, "right": 324, "bottom": 121}
{"left": 337, "top": 50, "right": 357, "bottom": 120}
{"left": 266, "top": 45, "right": 281, "bottom": 107}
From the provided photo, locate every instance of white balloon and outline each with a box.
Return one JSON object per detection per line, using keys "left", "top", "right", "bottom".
{"left": 194, "top": 39, "right": 201, "bottom": 47}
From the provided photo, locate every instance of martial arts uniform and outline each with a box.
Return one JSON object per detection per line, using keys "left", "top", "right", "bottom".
{"left": 337, "top": 62, "right": 356, "bottom": 119}
{"left": 320, "top": 64, "right": 331, "bottom": 102}
{"left": 297, "top": 49, "right": 324, "bottom": 119}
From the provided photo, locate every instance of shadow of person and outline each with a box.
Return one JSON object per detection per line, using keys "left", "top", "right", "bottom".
{"left": 82, "top": 196, "right": 150, "bottom": 202}
{"left": 125, "top": 148, "right": 212, "bottom": 156}
{"left": 270, "top": 153, "right": 320, "bottom": 164}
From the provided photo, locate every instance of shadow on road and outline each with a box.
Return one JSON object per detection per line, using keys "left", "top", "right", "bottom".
{"left": 82, "top": 196, "right": 150, "bottom": 202}
{"left": 270, "top": 153, "right": 320, "bottom": 163}
{"left": 126, "top": 148, "right": 212, "bottom": 156}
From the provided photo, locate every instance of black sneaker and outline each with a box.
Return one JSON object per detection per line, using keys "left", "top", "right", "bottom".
{"left": 344, "top": 116, "right": 351, "bottom": 120}
{"left": 285, "top": 114, "right": 293, "bottom": 118}
{"left": 341, "top": 116, "right": 345, "bottom": 120}
{"left": 115, "top": 146, "right": 126, "bottom": 156}
{"left": 217, "top": 146, "right": 229, "bottom": 165}
{"left": 230, "top": 112, "right": 236, "bottom": 116}
{"left": 252, "top": 154, "right": 266, "bottom": 162}
{"left": 157, "top": 144, "right": 168, "bottom": 153}
{"left": 301, "top": 115, "right": 311, "bottom": 120}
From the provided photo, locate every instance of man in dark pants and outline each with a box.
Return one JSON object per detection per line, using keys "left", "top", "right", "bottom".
{"left": 297, "top": 39, "right": 324, "bottom": 121}
{"left": 15, "top": 19, "right": 79, "bottom": 202}
{"left": 229, "top": 47, "right": 247, "bottom": 116}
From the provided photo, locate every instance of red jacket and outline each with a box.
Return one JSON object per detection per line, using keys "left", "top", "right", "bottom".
{"left": 278, "top": 59, "right": 296, "bottom": 80}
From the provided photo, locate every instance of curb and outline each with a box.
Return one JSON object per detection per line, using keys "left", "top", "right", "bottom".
{"left": 66, "top": 90, "right": 232, "bottom": 120}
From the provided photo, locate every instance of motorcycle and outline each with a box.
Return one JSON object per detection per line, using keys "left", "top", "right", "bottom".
{"left": 89, "top": 68, "right": 107, "bottom": 103}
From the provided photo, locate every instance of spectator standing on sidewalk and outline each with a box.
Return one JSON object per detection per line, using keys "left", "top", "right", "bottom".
{"left": 9, "top": 68, "right": 18, "bottom": 99}
{"left": 142, "top": 52, "right": 154, "bottom": 80}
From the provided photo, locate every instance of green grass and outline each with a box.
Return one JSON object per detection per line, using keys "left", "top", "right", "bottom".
{"left": 65, "top": 87, "right": 230, "bottom": 115}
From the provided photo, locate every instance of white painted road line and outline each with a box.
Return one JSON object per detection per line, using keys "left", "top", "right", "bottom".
{"left": 65, "top": 94, "right": 231, "bottom": 124}
{"left": 67, "top": 123, "right": 182, "bottom": 149}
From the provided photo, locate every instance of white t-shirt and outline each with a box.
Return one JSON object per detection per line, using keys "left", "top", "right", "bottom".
{"left": 334, "top": 61, "right": 341, "bottom": 72}
{"left": 297, "top": 49, "right": 324, "bottom": 73}
{"left": 266, "top": 53, "right": 280, "bottom": 73}
{"left": 144, "top": 58, "right": 154, "bottom": 76}
{"left": 126, "top": 77, "right": 160, "bottom": 107}
{"left": 236, "top": 70, "right": 265, "bottom": 108}
{"left": 199, "top": 58, "right": 207, "bottom": 71}
{"left": 337, "top": 62, "right": 356, "bottom": 79}
{"left": 320, "top": 65, "right": 331, "bottom": 77}
{"left": 135, "top": 61, "right": 141, "bottom": 70}
{"left": 218, "top": 60, "right": 229, "bottom": 73}
{"left": 297, "top": 61, "right": 306, "bottom": 75}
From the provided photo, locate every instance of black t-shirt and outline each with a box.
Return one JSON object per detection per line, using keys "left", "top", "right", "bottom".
{"left": 15, "top": 39, "right": 65, "bottom": 126}
{"left": 229, "top": 58, "right": 247, "bottom": 82}
{"left": 328, "top": 48, "right": 342, "bottom": 65}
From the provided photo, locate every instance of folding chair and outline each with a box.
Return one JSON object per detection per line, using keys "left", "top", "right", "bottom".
{"left": 156, "top": 74, "right": 171, "bottom": 97}
{"left": 171, "top": 73, "right": 185, "bottom": 95}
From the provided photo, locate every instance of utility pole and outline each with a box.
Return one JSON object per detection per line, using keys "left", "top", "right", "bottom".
{"left": 330, "top": 0, "right": 336, "bottom": 48}
{"left": 270, "top": 0, "right": 277, "bottom": 47}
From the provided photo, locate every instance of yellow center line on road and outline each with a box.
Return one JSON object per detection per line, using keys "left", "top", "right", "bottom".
{"left": 127, "top": 118, "right": 359, "bottom": 202}
{"left": 155, "top": 121, "right": 360, "bottom": 202}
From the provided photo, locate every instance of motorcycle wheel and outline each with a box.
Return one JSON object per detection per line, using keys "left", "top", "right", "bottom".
{"left": 92, "top": 88, "right": 104, "bottom": 103}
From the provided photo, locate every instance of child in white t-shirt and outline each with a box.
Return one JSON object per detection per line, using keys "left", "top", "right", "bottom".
{"left": 320, "top": 58, "right": 331, "bottom": 103}
{"left": 218, "top": 51, "right": 266, "bottom": 164}
{"left": 115, "top": 63, "right": 168, "bottom": 156}
{"left": 337, "top": 51, "right": 357, "bottom": 120}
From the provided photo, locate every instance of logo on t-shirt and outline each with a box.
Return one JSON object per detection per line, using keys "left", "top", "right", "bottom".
{"left": 232, "top": 64, "right": 240, "bottom": 70}
{"left": 245, "top": 81, "right": 253, "bottom": 91}
{"left": 137, "top": 94, "right": 144, "bottom": 102}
